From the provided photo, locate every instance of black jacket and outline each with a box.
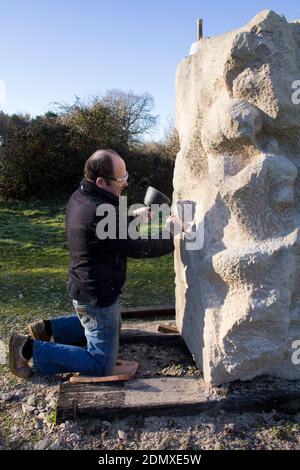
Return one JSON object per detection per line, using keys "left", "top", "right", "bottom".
{"left": 66, "top": 178, "right": 174, "bottom": 306}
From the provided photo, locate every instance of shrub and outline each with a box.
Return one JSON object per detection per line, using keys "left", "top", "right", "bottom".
{"left": 0, "top": 91, "right": 174, "bottom": 202}
{"left": 0, "top": 116, "right": 92, "bottom": 199}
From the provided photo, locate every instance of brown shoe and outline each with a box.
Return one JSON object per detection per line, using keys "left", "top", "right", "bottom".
{"left": 9, "top": 334, "right": 34, "bottom": 379}
{"left": 27, "top": 320, "right": 51, "bottom": 341}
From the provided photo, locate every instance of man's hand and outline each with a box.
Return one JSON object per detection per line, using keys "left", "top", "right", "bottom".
{"left": 166, "top": 215, "right": 183, "bottom": 235}
{"left": 166, "top": 215, "right": 193, "bottom": 236}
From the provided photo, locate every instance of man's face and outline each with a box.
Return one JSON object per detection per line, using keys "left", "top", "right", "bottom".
{"left": 97, "top": 157, "right": 128, "bottom": 197}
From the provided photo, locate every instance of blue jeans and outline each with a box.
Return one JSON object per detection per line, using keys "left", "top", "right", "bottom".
{"left": 32, "top": 298, "right": 120, "bottom": 376}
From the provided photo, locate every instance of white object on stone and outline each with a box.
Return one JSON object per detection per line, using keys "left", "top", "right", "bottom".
{"left": 189, "top": 41, "right": 200, "bottom": 56}
{"left": 174, "top": 10, "right": 300, "bottom": 386}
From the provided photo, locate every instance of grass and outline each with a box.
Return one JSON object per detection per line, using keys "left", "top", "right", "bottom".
{"left": 0, "top": 198, "right": 174, "bottom": 336}
{"left": 270, "top": 422, "right": 300, "bottom": 440}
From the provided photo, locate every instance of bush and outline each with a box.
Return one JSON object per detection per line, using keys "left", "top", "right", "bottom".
{"left": 125, "top": 150, "right": 174, "bottom": 205}
{"left": 0, "top": 91, "right": 174, "bottom": 202}
{"left": 0, "top": 116, "right": 93, "bottom": 199}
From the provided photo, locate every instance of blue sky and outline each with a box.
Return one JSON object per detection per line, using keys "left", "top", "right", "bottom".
{"left": 0, "top": 0, "right": 300, "bottom": 139}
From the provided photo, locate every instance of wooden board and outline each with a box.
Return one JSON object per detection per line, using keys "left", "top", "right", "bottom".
{"left": 70, "top": 360, "right": 139, "bottom": 384}
{"left": 158, "top": 323, "right": 179, "bottom": 334}
{"left": 56, "top": 376, "right": 300, "bottom": 423}
{"left": 70, "top": 323, "right": 184, "bottom": 348}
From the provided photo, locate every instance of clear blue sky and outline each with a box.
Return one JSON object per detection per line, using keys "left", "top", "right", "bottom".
{"left": 1, "top": 0, "right": 300, "bottom": 139}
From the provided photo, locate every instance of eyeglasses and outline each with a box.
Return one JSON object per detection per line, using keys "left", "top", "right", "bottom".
{"left": 101, "top": 171, "right": 129, "bottom": 183}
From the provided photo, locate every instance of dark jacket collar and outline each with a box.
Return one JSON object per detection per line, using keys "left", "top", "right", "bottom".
{"left": 79, "top": 178, "right": 119, "bottom": 206}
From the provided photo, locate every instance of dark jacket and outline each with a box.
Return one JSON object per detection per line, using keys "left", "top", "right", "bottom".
{"left": 66, "top": 178, "right": 174, "bottom": 306}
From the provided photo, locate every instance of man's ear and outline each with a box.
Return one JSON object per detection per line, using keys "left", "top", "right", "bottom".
{"left": 95, "top": 177, "right": 104, "bottom": 188}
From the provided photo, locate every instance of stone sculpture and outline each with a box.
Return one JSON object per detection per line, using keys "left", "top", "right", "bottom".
{"left": 173, "top": 10, "right": 300, "bottom": 385}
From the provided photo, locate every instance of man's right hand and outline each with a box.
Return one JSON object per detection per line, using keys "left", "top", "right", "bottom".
{"left": 166, "top": 215, "right": 193, "bottom": 236}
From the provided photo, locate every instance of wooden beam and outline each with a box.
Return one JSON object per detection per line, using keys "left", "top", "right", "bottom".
{"left": 56, "top": 376, "right": 300, "bottom": 423}
{"left": 158, "top": 323, "right": 179, "bottom": 334}
{"left": 120, "top": 304, "right": 175, "bottom": 320}
{"left": 69, "top": 324, "right": 184, "bottom": 348}
{"left": 120, "top": 329, "right": 184, "bottom": 347}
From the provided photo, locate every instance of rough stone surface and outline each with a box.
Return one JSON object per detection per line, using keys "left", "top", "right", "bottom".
{"left": 174, "top": 10, "right": 300, "bottom": 385}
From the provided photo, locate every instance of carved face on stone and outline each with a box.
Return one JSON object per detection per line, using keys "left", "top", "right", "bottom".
{"left": 198, "top": 11, "right": 300, "bottom": 188}
{"left": 202, "top": 97, "right": 264, "bottom": 186}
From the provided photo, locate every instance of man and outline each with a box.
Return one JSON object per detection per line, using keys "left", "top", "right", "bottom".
{"left": 9, "top": 149, "right": 175, "bottom": 379}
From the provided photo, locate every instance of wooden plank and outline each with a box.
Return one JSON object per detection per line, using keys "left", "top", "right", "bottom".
{"left": 120, "top": 329, "right": 183, "bottom": 346}
{"left": 57, "top": 377, "right": 210, "bottom": 422}
{"left": 56, "top": 376, "right": 300, "bottom": 423}
{"left": 120, "top": 304, "right": 175, "bottom": 319}
{"left": 70, "top": 360, "right": 139, "bottom": 384}
{"left": 69, "top": 325, "right": 184, "bottom": 348}
{"left": 158, "top": 323, "right": 179, "bottom": 334}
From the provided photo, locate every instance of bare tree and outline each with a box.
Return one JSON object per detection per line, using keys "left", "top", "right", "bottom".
{"left": 52, "top": 90, "right": 158, "bottom": 146}
{"left": 101, "top": 89, "right": 158, "bottom": 143}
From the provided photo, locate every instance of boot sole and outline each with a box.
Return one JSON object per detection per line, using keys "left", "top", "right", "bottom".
{"left": 8, "top": 334, "right": 33, "bottom": 379}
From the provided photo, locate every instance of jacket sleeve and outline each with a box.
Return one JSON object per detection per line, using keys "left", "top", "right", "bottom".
{"left": 107, "top": 232, "right": 174, "bottom": 259}
{"left": 94, "top": 208, "right": 174, "bottom": 259}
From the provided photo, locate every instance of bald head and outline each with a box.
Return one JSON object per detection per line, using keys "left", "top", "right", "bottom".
{"left": 84, "top": 149, "right": 128, "bottom": 196}
{"left": 84, "top": 149, "right": 122, "bottom": 183}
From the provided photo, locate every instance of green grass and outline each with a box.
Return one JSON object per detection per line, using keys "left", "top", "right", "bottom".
{"left": 0, "top": 199, "right": 174, "bottom": 335}
{"left": 270, "top": 422, "right": 300, "bottom": 440}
